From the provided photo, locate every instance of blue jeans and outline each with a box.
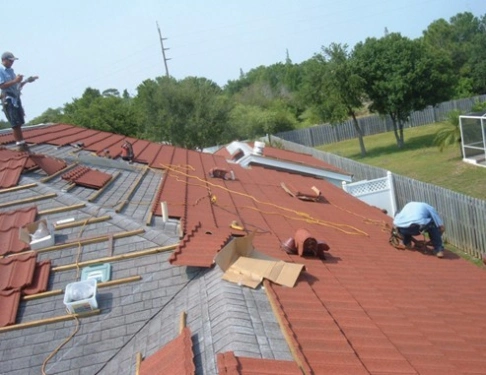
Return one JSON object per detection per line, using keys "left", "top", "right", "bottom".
{"left": 397, "top": 222, "right": 443, "bottom": 253}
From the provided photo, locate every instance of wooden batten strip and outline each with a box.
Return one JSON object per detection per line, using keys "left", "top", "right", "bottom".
{"left": 38, "top": 203, "right": 86, "bottom": 216}
{"left": 40, "top": 162, "right": 79, "bottom": 183}
{"left": 51, "top": 245, "right": 177, "bottom": 272}
{"left": 65, "top": 183, "right": 76, "bottom": 192}
{"left": 135, "top": 352, "right": 143, "bottom": 375}
{"left": 263, "top": 280, "right": 310, "bottom": 375}
{"left": 115, "top": 167, "right": 149, "bottom": 213}
{"left": 0, "top": 183, "right": 37, "bottom": 194}
{"left": 0, "top": 310, "right": 100, "bottom": 333}
{"left": 22, "top": 276, "right": 142, "bottom": 301}
{"left": 54, "top": 215, "right": 111, "bottom": 230}
{"left": 0, "top": 193, "right": 57, "bottom": 209}
{"left": 145, "top": 211, "right": 153, "bottom": 227}
{"left": 88, "top": 171, "right": 121, "bottom": 202}
{"left": 179, "top": 311, "right": 187, "bottom": 334}
{"left": 34, "top": 229, "right": 146, "bottom": 254}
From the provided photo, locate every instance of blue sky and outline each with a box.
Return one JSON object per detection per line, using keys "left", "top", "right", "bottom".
{"left": 3, "top": 0, "right": 484, "bottom": 122}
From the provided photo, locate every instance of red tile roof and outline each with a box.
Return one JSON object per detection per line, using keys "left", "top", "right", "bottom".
{"left": 217, "top": 352, "right": 302, "bottom": 375}
{"left": 0, "top": 253, "right": 37, "bottom": 291}
{"left": 0, "top": 206, "right": 38, "bottom": 256}
{"left": 2, "top": 123, "right": 486, "bottom": 374}
{"left": 0, "top": 153, "right": 29, "bottom": 188}
{"left": 139, "top": 327, "right": 195, "bottom": 375}
{"left": 29, "top": 154, "right": 67, "bottom": 175}
{"left": 62, "top": 165, "right": 112, "bottom": 189}
{"left": 22, "top": 259, "right": 51, "bottom": 295}
{"left": 0, "top": 289, "right": 21, "bottom": 327}
{"left": 0, "top": 253, "right": 51, "bottom": 327}
{"left": 0, "top": 148, "right": 63, "bottom": 189}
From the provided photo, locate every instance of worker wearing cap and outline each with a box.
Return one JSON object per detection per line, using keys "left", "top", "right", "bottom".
{"left": 0, "top": 52, "right": 38, "bottom": 152}
{"left": 393, "top": 201, "right": 445, "bottom": 258}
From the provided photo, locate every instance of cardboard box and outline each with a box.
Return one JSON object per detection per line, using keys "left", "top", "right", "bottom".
{"left": 19, "top": 219, "right": 55, "bottom": 250}
{"left": 214, "top": 232, "right": 305, "bottom": 288}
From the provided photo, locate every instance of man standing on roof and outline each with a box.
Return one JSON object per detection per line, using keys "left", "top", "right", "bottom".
{"left": 0, "top": 52, "right": 38, "bottom": 152}
{"left": 393, "top": 201, "right": 445, "bottom": 258}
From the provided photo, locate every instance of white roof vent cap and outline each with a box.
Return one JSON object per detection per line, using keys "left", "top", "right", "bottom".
{"left": 253, "top": 141, "right": 265, "bottom": 156}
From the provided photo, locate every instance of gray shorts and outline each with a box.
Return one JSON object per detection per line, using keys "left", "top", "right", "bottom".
{"left": 3, "top": 99, "right": 25, "bottom": 127}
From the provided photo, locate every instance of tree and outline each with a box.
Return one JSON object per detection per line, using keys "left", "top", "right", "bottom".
{"left": 468, "top": 14, "right": 486, "bottom": 94}
{"left": 135, "top": 76, "right": 234, "bottom": 149}
{"left": 433, "top": 109, "right": 463, "bottom": 156}
{"left": 228, "top": 102, "right": 296, "bottom": 140}
{"left": 224, "top": 60, "right": 304, "bottom": 121}
{"left": 353, "top": 33, "right": 454, "bottom": 148}
{"left": 62, "top": 88, "right": 139, "bottom": 137}
{"left": 302, "top": 43, "right": 368, "bottom": 156}
{"left": 102, "top": 88, "right": 120, "bottom": 97}
{"left": 422, "top": 12, "right": 485, "bottom": 97}
{"left": 29, "top": 107, "right": 64, "bottom": 125}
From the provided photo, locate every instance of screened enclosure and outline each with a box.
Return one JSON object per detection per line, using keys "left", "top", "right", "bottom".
{"left": 460, "top": 112, "right": 486, "bottom": 167}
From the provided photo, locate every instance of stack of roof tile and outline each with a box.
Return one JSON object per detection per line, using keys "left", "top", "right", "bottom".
{"left": 0, "top": 253, "right": 51, "bottom": 327}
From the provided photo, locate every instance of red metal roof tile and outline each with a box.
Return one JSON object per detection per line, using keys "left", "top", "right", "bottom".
{"left": 72, "top": 168, "right": 112, "bottom": 189}
{"left": 22, "top": 260, "right": 51, "bottom": 295}
{"left": 0, "top": 154, "right": 28, "bottom": 188}
{"left": 139, "top": 327, "right": 195, "bottom": 375}
{"left": 29, "top": 154, "right": 67, "bottom": 175}
{"left": 0, "top": 206, "right": 37, "bottom": 229}
{"left": 0, "top": 227, "right": 30, "bottom": 256}
{"left": 62, "top": 165, "right": 111, "bottom": 189}
{"left": 0, "top": 206, "right": 37, "bottom": 256}
{"left": 217, "top": 352, "right": 302, "bottom": 375}
{"left": 22, "top": 124, "right": 99, "bottom": 147}
{"left": 95, "top": 136, "right": 138, "bottom": 160}
{"left": 0, "top": 289, "right": 21, "bottom": 327}
{"left": 169, "top": 222, "right": 232, "bottom": 267}
{"left": 0, "top": 148, "right": 40, "bottom": 171}
{"left": 160, "top": 150, "right": 370, "bottom": 267}
{"left": 0, "top": 253, "right": 37, "bottom": 291}
{"left": 4, "top": 123, "right": 486, "bottom": 375}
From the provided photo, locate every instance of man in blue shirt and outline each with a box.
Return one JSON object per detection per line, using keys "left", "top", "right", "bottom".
{"left": 0, "top": 51, "right": 38, "bottom": 152}
{"left": 393, "top": 201, "right": 445, "bottom": 258}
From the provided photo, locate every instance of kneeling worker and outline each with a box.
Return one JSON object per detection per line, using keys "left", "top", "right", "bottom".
{"left": 393, "top": 201, "right": 445, "bottom": 258}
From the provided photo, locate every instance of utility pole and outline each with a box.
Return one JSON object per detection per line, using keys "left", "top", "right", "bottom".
{"left": 156, "top": 21, "right": 170, "bottom": 77}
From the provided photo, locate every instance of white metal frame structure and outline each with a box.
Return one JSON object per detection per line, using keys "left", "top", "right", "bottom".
{"left": 460, "top": 113, "right": 486, "bottom": 167}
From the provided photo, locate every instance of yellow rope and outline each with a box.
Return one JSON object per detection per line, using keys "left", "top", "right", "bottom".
{"left": 42, "top": 215, "right": 92, "bottom": 372}
{"left": 41, "top": 315, "right": 80, "bottom": 375}
{"left": 330, "top": 202, "right": 392, "bottom": 233}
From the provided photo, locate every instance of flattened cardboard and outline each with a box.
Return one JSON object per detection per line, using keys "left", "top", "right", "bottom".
{"left": 214, "top": 232, "right": 304, "bottom": 288}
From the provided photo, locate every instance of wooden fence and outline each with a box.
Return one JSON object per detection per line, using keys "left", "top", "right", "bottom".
{"left": 275, "top": 95, "right": 486, "bottom": 147}
{"left": 271, "top": 137, "right": 486, "bottom": 259}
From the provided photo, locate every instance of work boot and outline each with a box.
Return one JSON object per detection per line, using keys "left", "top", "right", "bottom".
{"left": 17, "top": 143, "right": 30, "bottom": 153}
{"left": 435, "top": 250, "right": 444, "bottom": 258}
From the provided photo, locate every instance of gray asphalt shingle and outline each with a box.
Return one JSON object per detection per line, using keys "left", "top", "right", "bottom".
{"left": 0, "top": 141, "right": 293, "bottom": 375}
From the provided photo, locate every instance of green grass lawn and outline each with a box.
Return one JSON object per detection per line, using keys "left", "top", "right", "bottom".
{"left": 317, "top": 123, "right": 486, "bottom": 201}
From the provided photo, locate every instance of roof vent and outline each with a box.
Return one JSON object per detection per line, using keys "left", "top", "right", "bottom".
{"left": 253, "top": 141, "right": 265, "bottom": 156}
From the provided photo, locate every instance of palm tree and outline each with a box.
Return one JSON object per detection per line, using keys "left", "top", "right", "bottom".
{"left": 433, "top": 109, "right": 463, "bottom": 156}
